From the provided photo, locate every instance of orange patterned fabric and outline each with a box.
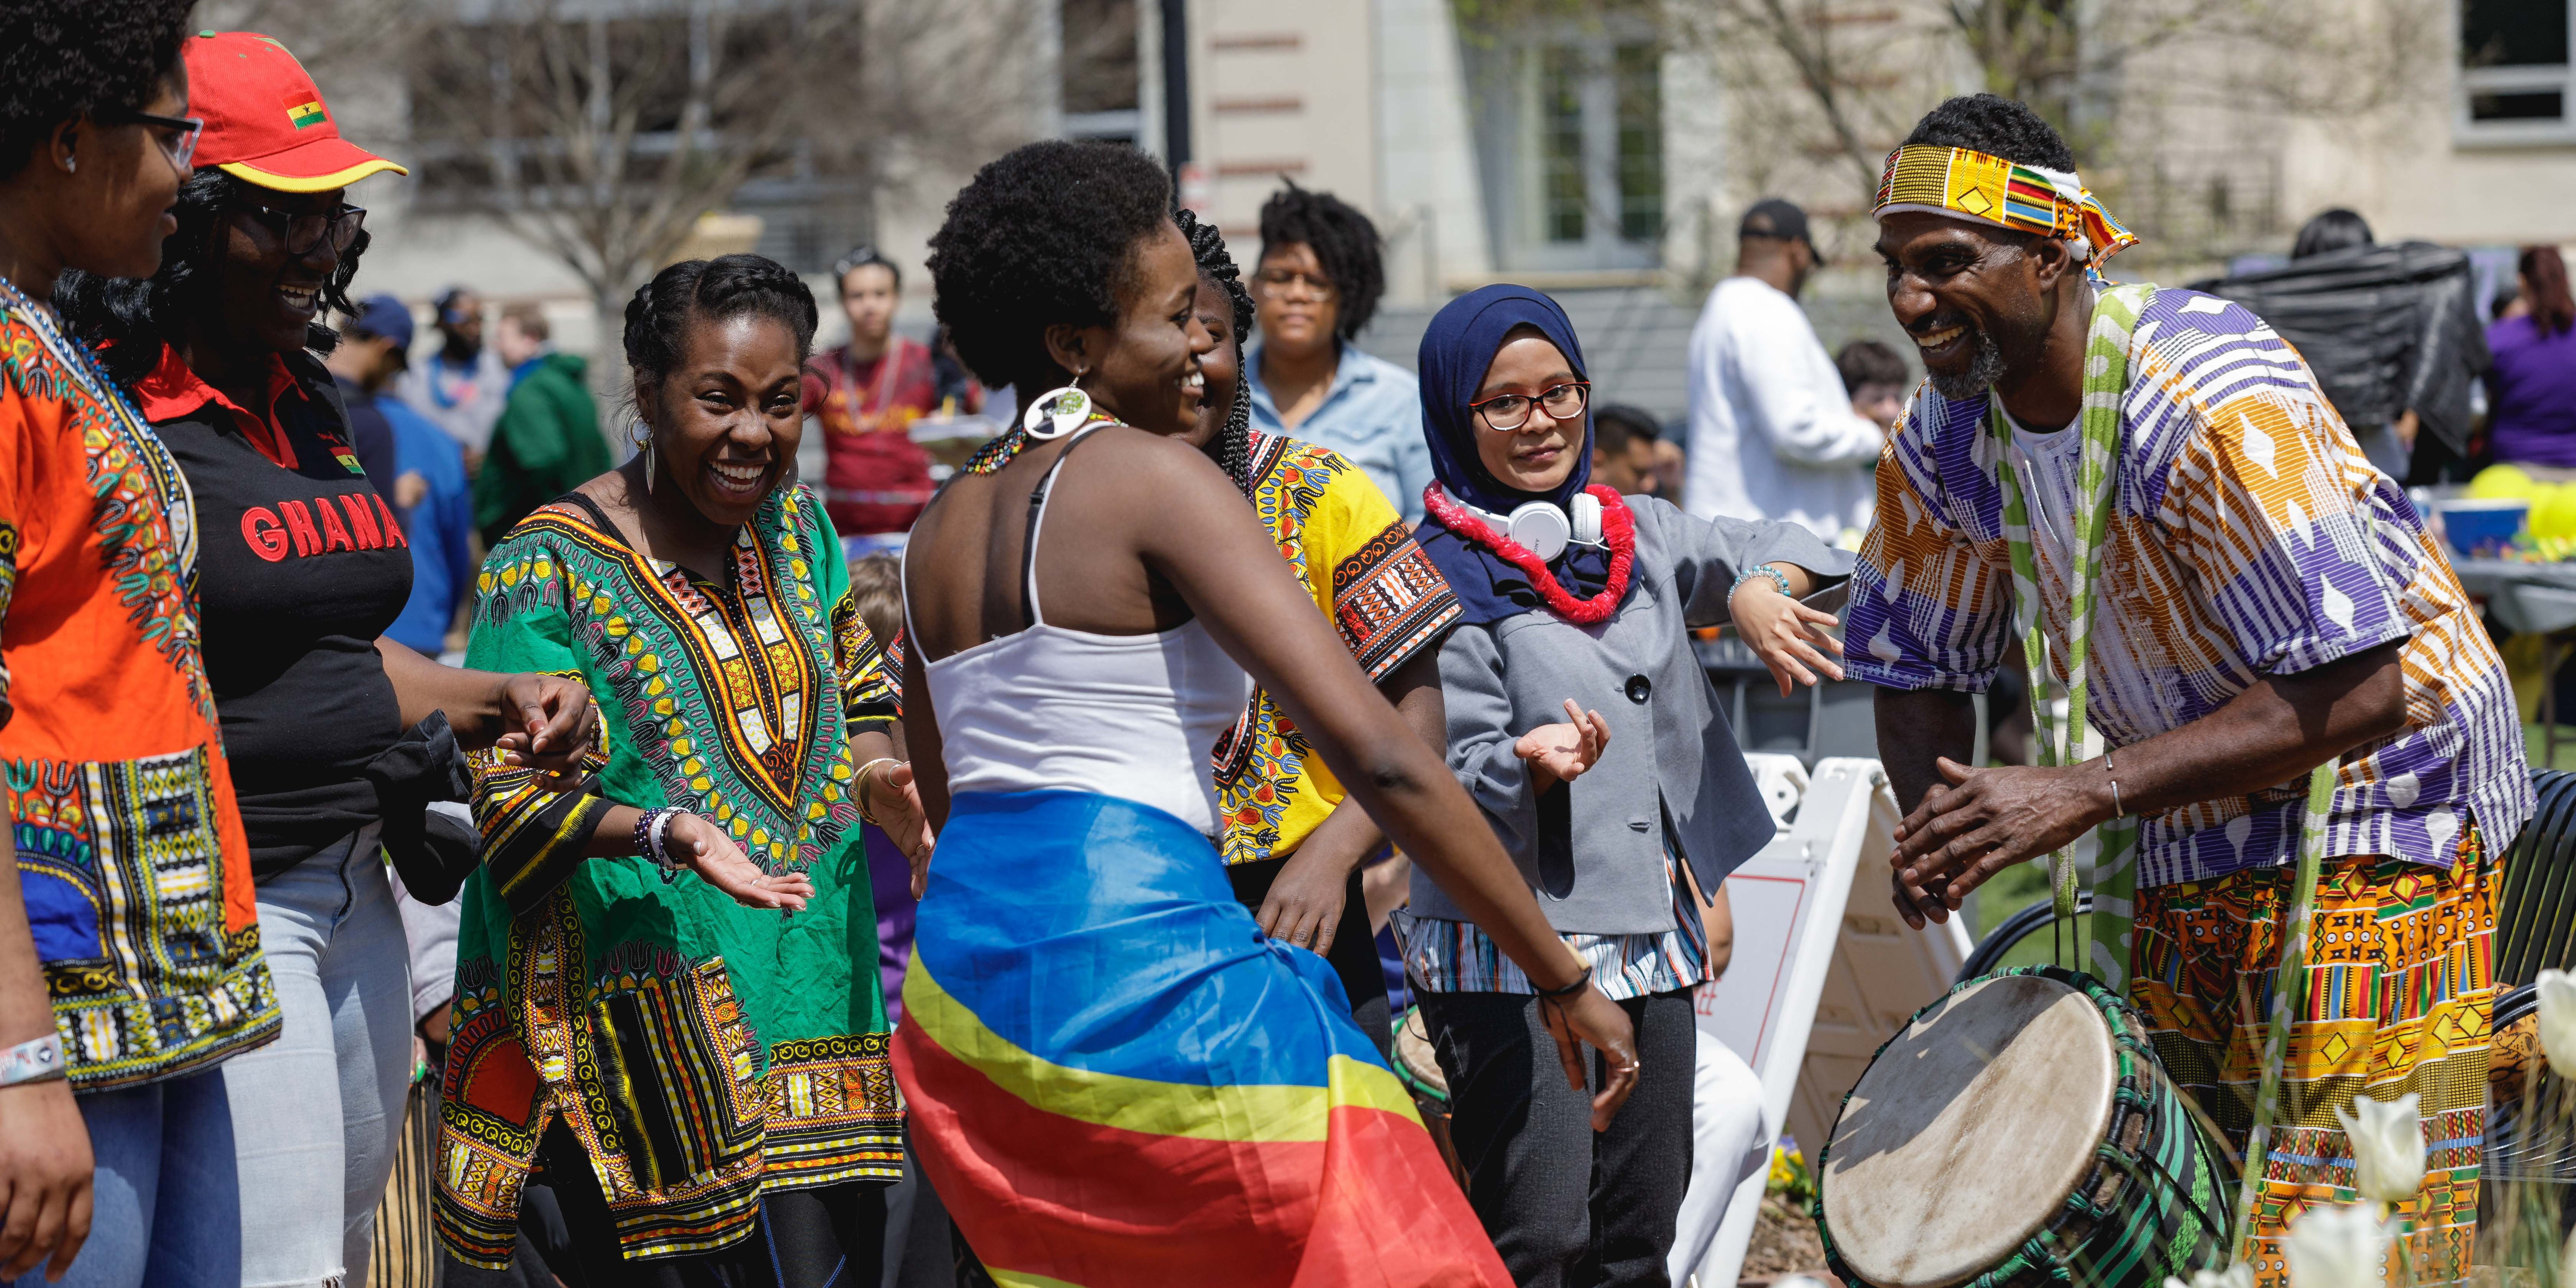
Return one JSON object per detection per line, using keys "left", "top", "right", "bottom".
{"left": 2131, "top": 833, "right": 2495, "bottom": 1288}
{"left": 0, "top": 286, "right": 275, "bottom": 1087}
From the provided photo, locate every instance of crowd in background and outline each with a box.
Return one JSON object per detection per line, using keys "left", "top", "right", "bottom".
{"left": 2, "top": 5, "right": 2572, "bottom": 1288}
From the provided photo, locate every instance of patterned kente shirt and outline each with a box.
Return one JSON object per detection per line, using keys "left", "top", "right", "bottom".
{"left": 1212, "top": 432, "right": 1460, "bottom": 865}
{"left": 1847, "top": 286, "right": 2531, "bottom": 889}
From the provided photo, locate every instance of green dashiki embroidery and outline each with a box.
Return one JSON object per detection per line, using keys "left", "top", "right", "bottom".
{"left": 434, "top": 484, "right": 901, "bottom": 1268}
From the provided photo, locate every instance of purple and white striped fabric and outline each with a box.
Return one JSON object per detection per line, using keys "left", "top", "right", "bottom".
{"left": 1848, "top": 286, "right": 2531, "bottom": 888}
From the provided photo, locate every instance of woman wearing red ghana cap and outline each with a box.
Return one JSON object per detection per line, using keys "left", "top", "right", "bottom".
{"left": 54, "top": 33, "right": 600, "bottom": 1288}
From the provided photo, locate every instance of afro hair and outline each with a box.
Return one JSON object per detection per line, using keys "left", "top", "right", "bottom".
{"left": 927, "top": 139, "right": 1174, "bottom": 396}
{"left": 1257, "top": 181, "right": 1385, "bottom": 342}
{"left": 1900, "top": 94, "right": 2076, "bottom": 171}
{"left": 0, "top": 0, "right": 197, "bottom": 181}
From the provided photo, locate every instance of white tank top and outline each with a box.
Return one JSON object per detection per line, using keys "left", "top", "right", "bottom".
{"left": 907, "top": 426, "right": 1250, "bottom": 836}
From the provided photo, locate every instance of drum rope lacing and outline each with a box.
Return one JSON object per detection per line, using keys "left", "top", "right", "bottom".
{"left": 1986, "top": 283, "right": 2335, "bottom": 1265}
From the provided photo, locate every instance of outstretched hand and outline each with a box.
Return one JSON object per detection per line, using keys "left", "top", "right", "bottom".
{"left": 1516, "top": 698, "right": 1611, "bottom": 793}
{"left": 667, "top": 812, "right": 814, "bottom": 912}
{"left": 1731, "top": 577, "right": 1845, "bottom": 696}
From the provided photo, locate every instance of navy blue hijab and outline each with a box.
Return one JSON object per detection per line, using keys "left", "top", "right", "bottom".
{"left": 1414, "top": 285, "right": 1617, "bottom": 626}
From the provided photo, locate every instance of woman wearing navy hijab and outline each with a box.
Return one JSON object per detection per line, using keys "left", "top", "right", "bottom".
{"left": 1400, "top": 286, "right": 1850, "bottom": 1285}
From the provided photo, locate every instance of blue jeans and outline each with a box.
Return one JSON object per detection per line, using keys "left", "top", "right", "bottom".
{"left": 4, "top": 1069, "right": 242, "bottom": 1288}
{"left": 220, "top": 832, "right": 414, "bottom": 1288}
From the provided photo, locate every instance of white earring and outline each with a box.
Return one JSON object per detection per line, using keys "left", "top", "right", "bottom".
{"left": 1022, "top": 369, "right": 1092, "bottom": 439}
{"left": 63, "top": 156, "right": 75, "bottom": 174}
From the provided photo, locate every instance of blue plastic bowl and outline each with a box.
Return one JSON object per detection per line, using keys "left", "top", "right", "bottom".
{"left": 2436, "top": 499, "right": 2530, "bottom": 557}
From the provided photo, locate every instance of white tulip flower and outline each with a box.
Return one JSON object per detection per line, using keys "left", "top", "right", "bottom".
{"left": 2164, "top": 1262, "right": 2255, "bottom": 1288}
{"left": 2285, "top": 1201, "right": 2395, "bottom": 1288}
{"left": 2331, "top": 1091, "right": 2425, "bottom": 1206}
{"left": 2537, "top": 968, "right": 2576, "bottom": 1079}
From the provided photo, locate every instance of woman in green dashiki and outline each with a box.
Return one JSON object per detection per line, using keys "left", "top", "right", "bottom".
{"left": 434, "top": 255, "right": 933, "bottom": 1287}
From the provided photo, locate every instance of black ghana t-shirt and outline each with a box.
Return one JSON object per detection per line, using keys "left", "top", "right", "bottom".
{"left": 140, "top": 344, "right": 412, "bottom": 879}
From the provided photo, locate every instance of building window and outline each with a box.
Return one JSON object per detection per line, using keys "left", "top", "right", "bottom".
{"left": 1541, "top": 48, "right": 1589, "bottom": 243}
{"left": 1464, "top": 22, "right": 1664, "bottom": 273}
{"left": 2461, "top": 0, "right": 2575, "bottom": 142}
{"left": 1615, "top": 44, "right": 1663, "bottom": 243}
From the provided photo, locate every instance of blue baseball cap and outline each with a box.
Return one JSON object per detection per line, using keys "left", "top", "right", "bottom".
{"left": 347, "top": 293, "right": 415, "bottom": 352}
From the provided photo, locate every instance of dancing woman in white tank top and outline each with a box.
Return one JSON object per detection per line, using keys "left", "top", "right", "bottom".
{"left": 889, "top": 141, "right": 1642, "bottom": 1287}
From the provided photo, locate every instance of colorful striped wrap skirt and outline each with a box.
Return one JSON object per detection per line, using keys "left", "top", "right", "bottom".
{"left": 894, "top": 789, "right": 1508, "bottom": 1287}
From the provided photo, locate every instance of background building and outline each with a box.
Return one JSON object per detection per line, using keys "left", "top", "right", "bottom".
{"left": 218, "top": 0, "right": 2571, "bottom": 424}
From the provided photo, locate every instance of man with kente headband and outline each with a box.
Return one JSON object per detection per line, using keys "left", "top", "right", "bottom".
{"left": 1847, "top": 93, "right": 2527, "bottom": 1285}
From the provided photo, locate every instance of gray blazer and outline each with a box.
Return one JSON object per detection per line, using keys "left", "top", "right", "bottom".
{"left": 1410, "top": 496, "right": 1852, "bottom": 936}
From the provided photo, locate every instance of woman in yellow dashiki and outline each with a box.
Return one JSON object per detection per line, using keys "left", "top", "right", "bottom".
{"left": 1171, "top": 209, "right": 1460, "bottom": 1051}
{"left": 434, "top": 255, "right": 932, "bottom": 1288}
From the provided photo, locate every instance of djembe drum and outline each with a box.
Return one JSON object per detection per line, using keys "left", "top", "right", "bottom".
{"left": 1813, "top": 967, "right": 2235, "bottom": 1288}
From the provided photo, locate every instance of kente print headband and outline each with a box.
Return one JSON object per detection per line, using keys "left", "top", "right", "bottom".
{"left": 1872, "top": 144, "right": 2139, "bottom": 266}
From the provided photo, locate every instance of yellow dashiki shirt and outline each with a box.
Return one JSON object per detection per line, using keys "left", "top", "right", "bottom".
{"left": 435, "top": 484, "right": 901, "bottom": 1267}
{"left": 1214, "top": 432, "right": 1459, "bottom": 864}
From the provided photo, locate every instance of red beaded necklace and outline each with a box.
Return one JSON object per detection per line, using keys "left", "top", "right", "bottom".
{"left": 1422, "top": 482, "right": 1636, "bottom": 624}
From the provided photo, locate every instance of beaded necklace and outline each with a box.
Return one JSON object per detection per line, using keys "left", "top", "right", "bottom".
{"left": 959, "top": 410, "right": 1121, "bottom": 476}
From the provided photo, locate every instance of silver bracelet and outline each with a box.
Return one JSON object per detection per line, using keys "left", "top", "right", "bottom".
{"left": 2103, "top": 752, "right": 2124, "bottom": 818}
{"left": 0, "top": 1033, "right": 64, "bottom": 1087}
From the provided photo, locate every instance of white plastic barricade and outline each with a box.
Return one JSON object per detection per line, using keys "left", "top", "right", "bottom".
{"left": 1669, "top": 756, "right": 1973, "bottom": 1288}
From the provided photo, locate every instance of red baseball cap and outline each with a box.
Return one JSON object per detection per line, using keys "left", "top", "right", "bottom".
{"left": 184, "top": 32, "right": 406, "bottom": 193}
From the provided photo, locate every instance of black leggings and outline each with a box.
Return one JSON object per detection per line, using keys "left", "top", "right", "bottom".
{"left": 535, "top": 1123, "right": 887, "bottom": 1288}
{"left": 1420, "top": 989, "right": 1698, "bottom": 1288}
{"left": 1226, "top": 853, "right": 1392, "bottom": 1056}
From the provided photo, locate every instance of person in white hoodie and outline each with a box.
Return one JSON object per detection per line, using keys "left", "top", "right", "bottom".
{"left": 1684, "top": 199, "right": 1886, "bottom": 541}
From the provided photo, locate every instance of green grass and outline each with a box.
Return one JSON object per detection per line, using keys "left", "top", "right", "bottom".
{"left": 2527, "top": 721, "right": 2576, "bottom": 771}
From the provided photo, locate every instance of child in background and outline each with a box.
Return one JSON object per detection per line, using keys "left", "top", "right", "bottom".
{"left": 1835, "top": 338, "right": 1911, "bottom": 430}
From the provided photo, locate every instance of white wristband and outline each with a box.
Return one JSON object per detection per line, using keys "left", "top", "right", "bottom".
{"left": 0, "top": 1033, "right": 64, "bottom": 1087}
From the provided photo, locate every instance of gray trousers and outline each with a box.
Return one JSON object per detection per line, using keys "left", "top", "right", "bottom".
{"left": 1420, "top": 988, "right": 1698, "bottom": 1288}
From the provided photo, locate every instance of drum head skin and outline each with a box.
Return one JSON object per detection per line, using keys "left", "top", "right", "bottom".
{"left": 1820, "top": 974, "right": 2117, "bottom": 1288}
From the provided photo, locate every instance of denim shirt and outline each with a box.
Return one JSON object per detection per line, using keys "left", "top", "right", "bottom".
{"left": 1246, "top": 340, "right": 1432, "bottom": 523}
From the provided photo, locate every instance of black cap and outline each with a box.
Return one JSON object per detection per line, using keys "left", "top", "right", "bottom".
{"left": 1740, "top": 198, "right": 1812, "bottom": 248}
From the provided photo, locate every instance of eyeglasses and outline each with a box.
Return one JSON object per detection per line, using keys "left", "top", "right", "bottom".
{"left": 96, "top": 108, "right": 203, "bottom": 171}
{"left": 233, "top": 195, "right": 367, "bottom": 256}
{"left": 1253, "top": 268, "right": 1337, "bottom": 302}
{"left": 1470, "top": 380, "right": 1590, "bottom": 432}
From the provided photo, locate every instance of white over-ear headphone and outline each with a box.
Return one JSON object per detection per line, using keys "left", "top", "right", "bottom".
{"left": 1457, "top": 492, "right": 1602, "bottom": 562}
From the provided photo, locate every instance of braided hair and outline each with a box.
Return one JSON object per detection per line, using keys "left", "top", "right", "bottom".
{"left": 623, "top": 253, "right": 820, "bottom": 406}
{"left": 56, "top": 169, "right": 373, "bottom": 387}
{"left": 1256, "top": 180, "right": 1385, "bottom": 341}
{"left": 1174, "top": 207, "right": 1257, "bottom": 495}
